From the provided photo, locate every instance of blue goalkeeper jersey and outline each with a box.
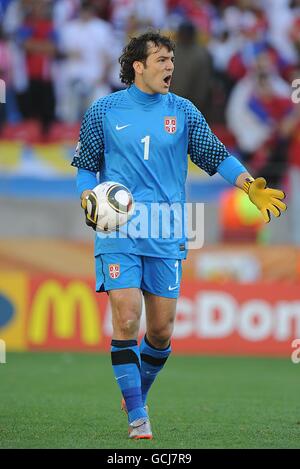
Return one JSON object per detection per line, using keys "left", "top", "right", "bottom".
{"left": 71, "top": 84, "right": 230, "bottom": 259}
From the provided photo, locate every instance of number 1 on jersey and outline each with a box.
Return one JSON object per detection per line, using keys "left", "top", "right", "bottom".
{"left": 141, "top": 135, "right": 150, "bottom": 160}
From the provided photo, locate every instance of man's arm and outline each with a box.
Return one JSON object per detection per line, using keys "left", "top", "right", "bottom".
{"left": 71, "top": 100, "right": 106, "bottom": 229}
{"left": 182, "top": 98, "right": 286, "bottom": 223}
{"left": 235, "top": 172, "right": 254, "bottom": 189}
{"left": 77, "top": 168, "right": 99, "bottom": 230}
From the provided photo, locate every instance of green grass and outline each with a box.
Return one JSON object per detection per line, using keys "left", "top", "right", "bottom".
{"left": 0, "top": 352, "right": 299, "bottom": 448}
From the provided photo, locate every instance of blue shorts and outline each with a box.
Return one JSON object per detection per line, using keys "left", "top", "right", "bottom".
{"left": 95, "top": 253, "right": 182, "bottom": 299}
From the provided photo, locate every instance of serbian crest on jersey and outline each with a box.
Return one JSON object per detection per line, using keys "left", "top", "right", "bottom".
{"left": 164, "top": 116, "right": 177, "bottom": 134}
{"left": 109, "top": 264, "right": 120, "bottom": 279}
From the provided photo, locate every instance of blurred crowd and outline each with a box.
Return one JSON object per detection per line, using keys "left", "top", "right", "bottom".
{"left": 0, "top": 0, "right": 300, "bottom": 193}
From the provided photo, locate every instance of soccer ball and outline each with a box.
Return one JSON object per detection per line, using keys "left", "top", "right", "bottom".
{"left": 90, "top": 181, "right": 134, "bottom": 232}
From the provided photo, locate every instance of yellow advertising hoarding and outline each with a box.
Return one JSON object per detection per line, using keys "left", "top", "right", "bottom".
{"left": 0, "top": 272, "right": 28, "bottom": 350}
{"left": 28, "top": 280, "right": 101, "bottom": 346}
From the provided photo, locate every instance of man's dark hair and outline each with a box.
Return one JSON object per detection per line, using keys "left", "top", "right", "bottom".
{"left": 119, "top": 31, "right": 175, "bottom": 85}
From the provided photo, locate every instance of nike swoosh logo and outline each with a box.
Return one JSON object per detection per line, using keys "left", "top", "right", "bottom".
{"left": 168, "top": 285, "right": 178, "bottom": 291}
{"left": 115, "top": 374, "right": 128, "bottom": 380}
{"left": 116, "top": 124, "right": 131, "bottom": 130}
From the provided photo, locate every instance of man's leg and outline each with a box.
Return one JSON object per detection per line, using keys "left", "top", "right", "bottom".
{"left": 139, "top": 257, "right": 181, "bottom": 406}
{"left": 95, "top": 253, "right": 151, "bottom": 437}
{"left": 109, "top": 288, "right": 149, "bottom": 425}
{"left": 140, "top": 292, "right": 177, "bottom": 406}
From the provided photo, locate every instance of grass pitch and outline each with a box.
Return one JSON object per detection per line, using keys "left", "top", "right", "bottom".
{"left": 0, "top": 352, "right": 299, "bottom": 449}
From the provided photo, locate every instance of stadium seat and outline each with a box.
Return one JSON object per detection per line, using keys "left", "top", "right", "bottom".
{"left": 46, "top": 122, "right": 80, "bottom": 143}
{"left": 0, "top": 120, "right": 42, "bottom": 144}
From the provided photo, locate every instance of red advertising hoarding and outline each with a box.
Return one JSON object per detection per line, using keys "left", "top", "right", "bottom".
{"left": 1, "top": 271, "right": 299, "bottom": 356}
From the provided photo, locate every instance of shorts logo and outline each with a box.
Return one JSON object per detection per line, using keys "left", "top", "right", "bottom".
{"left": 164, "top": 117, "right": 176, "bottom": 134}
{"left": 109, "top": 264, "right": 120, "bottom": 279}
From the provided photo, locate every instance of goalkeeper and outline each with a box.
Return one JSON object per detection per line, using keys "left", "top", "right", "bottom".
{"left": 73, "top": 31, "right": 286, "bottom": 441}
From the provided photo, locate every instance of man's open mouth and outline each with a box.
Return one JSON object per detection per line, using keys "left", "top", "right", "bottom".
{"left": 163, "top": 75, "right": 172, "bottom": 86}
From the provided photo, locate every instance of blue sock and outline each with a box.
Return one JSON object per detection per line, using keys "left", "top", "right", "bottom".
{"left": 139, "top": 335, "right": 171, "bottom": 406}
{"left": 111, "top": 339, "right": 148, "bottom": 424}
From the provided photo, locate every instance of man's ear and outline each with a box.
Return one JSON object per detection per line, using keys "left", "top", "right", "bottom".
{"left": 133, "top": 60, "right": 144, "bottom": 76}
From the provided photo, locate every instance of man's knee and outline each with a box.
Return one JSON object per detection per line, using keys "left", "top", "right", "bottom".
{"left": 110, "top": 289, "right": 142, "bottom": 337}
{"left": 117, "top": 314, "right": 141, "bottom": 336}
{"left": 113, "top": 305, "right": 142, "bottom": 335}
{"left": 147, "top": 324, "right": 174, "bottom": 348}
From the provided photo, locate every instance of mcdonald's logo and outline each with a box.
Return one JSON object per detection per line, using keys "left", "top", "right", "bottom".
{"left": 28, "top": 280, "right": 101, "bottom": 346}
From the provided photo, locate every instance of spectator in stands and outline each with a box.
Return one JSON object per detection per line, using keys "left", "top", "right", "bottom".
{"left": 226, "top": 17, "right": 271, "bottom": 82}
{"left": 90, "top": 0, "right": 111, "bottom": 22}
{"left": 17, "top": 0, "right": 57, "bottom": 133}
{"left": 109, "top": 0, "right": 167, "bottom": 47}
{"left": 264, "top": 0, "right": 300, "bottom": 70}
{"left": 53, "top": 0, "right": 81, "bottom": 32}
{"left": 208, "top": 24, "right": 239, "bottom": 122}
{"left": 58, "top": 0, "right": 117, "bottom": 122}
{"left": 171, "top": 21, "right": 213, "bottom": 119}
{"left": 226, "top": 50, "right": 294, "bottom": 187}
{"left": 109, "top": 0, "right": 136, "bottom": 38}
{"left": 2, "top": 0, "right": 32, "bottom": 124}
{"left": 167, "top": 0, "right": 216, "bottom": 37}
{"left": 127, "top": 0, "right": 167, "bottom": 35}
{"left": 0, "top": 25, "right": 12, "bottom": 128}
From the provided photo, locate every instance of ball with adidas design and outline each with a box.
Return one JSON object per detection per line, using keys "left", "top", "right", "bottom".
{"left": 85, "top": 181, "right": 134, "bottom": 232}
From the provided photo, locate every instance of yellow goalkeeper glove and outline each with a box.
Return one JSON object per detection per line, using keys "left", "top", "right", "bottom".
{"left": 243, "top": 177, "right": 287, "bottom": 223}
{"left": 81, "top": 191, "right": 98, "bottom": 230}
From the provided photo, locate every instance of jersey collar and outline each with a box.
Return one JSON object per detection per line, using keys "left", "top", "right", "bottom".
{"left": 127, "top": 84, "right": 162, "bottom": 104}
